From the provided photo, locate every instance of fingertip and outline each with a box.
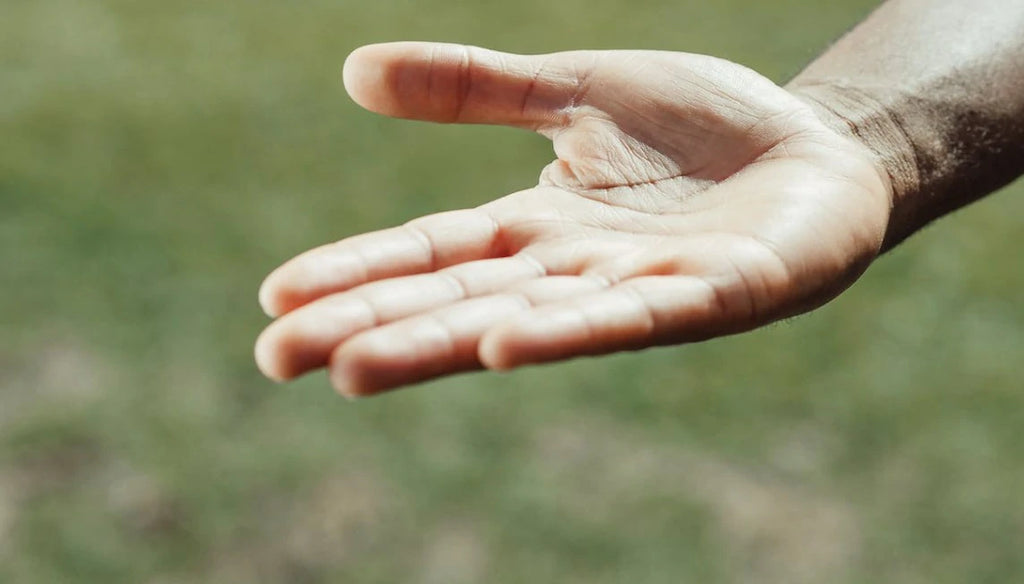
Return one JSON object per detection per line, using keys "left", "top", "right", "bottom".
{"left": 342, "top": 44, "right": 385, "bottom": 112}
{"left": 342, "top": 41, "right": 434, "bottom": 116}
{"left": 328, "top": 341, "right": 382, "bottom": 400}
{"left": 258, "top": 275, "right": 281, "bottom": 318}
{"left": 254, "top": 328, "right": 289, "bottom": 383}
{"left": 482, "top": 309, "right": 591, "bottom": 369}
{"left": 479, "top": 317, "right": 561, "bottom": 370}
{"left": 477, "top": 328, "right": 518, "bottom": 371}
{"left": 257, "top": 257, "right": 323, "bottom": 319}
{"left": 328, "top": 333, "right": 393, "bottom": 399}
{"left": 327, "top": 358, "right": 364, "bottom": 400}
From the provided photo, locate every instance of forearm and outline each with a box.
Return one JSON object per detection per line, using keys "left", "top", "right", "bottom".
{"left": 786, "top": 0, "right": 1024, "bottom": 250}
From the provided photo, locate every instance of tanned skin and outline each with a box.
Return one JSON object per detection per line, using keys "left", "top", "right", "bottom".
{"left": 255, "top": 0, "right": 1024, "bottom": 398}
{"left": 789, "top": 0, "right": 1024, "bottom": 249}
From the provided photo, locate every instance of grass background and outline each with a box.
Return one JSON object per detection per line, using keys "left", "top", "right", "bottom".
{"left": 2, "top": 0, "right": 1023, "bottom": 582}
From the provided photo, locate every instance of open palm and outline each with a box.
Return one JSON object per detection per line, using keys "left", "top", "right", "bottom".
{"left": 255, "top": 42, "right": 892, "bottom": 397}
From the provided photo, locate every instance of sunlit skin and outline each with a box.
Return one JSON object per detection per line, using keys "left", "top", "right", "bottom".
{"left": 255, "top": 43, "right": 891, "bottom": 396}
{"left": 255, "top": 0, "right": 1023, "bottom": 398}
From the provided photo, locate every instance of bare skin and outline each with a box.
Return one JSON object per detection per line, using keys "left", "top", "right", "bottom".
{"left": 255, "top": 0, "right": 1024, "bottom": 398}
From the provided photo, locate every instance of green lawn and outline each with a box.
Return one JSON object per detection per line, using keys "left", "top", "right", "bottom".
{"left": 2, "top": 0, "right": 1023, "bottom": 582}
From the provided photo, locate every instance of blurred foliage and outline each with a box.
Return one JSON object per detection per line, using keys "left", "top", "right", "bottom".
{"left": 1, "top": 0, "right": 1022, "bottom": 582}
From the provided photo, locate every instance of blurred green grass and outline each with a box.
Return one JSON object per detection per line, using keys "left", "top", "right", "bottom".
{"left": 2, "top": 0, "right": 1022, "bottom": 582}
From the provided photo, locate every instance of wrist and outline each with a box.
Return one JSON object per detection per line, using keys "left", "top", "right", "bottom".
{"left": 786, "top": 80, "right": 922, "bottom": 251}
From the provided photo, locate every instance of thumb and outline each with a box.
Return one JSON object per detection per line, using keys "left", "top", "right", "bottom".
{"left": 342, "top": 42, "right": 591, "bottom": 129}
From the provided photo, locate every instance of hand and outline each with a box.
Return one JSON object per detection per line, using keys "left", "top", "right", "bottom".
{"left": 255, "top": 42, "right": 892, "bottom": 398}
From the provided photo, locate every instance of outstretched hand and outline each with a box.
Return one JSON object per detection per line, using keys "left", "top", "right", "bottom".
{"left": 255, "top": 42, "right": 892, "bottom": 397}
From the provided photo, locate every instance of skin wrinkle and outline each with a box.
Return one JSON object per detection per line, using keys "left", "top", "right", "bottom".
{"left": 621, "top": 123, "right": 683, "bottom": 181}
{"left": 697, "top": 277, "right": 731, "bottom": 336}
{"left": 581, "top": 182, "right": 691, "bottom": 213}
{"left": 418, "top": 311, "right": 460, "bottom": 365}
{"left": 436, "top": 270, "right": 470, "bottom": 304}
{"left": 478, "top": 209, "right": 509, "bottom": 259}
{"left": 568, "top": 58, "right": 593, "bottom": 110}
{"left": 426, "top": 44, "right": 437, "bottom": 116}
{"left": 717, "top": 249, "right": 760, "bottom": 324}
{"left": 340, "top": 241, "right": 372, "bottom": 293}
{"left": 511, "top": 250, "right": 549, "bottom": 280}
{"left": 551, "top": 110, "right": 688, "bottom": 193}
{"left": 633, "top": 280, "right": 695, "bottom": 344}
{"left": 742, "top": 236, "right": 797, "bottom": 322}
{"left": 342, "top": 290, "right": 385, "bottom": 331}
{"left": 453, "top": 45, "right": 473, "bottom": 124}
{"left": 519, "top": 56, "right": 546, "bottom": 119}
{"left": 574, "top": 90, "right": 808, "bottom": 192}
{"left": 401, "top": 223, "right": 440, "bottom": 274}
{"left": 789, "top": 82, "right": 918, "bottom": 214}
{"left": 582, "top": 178, "right": 718, "bottom": 215}
{"left": 562, "top": 296, "right": 600, "bottom": 350}
{"left": 617, "top": 284, "right": 658, "bottom": 339}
